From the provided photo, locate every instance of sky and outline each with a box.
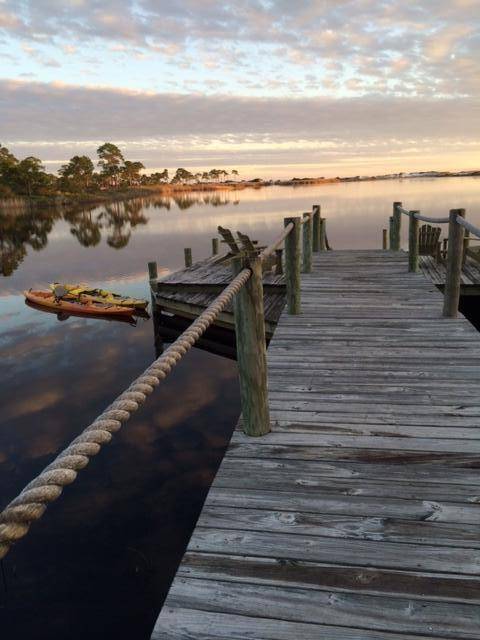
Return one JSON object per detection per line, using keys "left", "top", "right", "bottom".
{"left": 0, "top": 0, "right": 479, "bottom": 178}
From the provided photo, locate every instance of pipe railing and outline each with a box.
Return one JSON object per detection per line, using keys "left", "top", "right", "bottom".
{"left": 385, "top": 201, "right": 477, "bottom": 318}
{"left": 0, "top": 203, "right": 328, "bottom": 560}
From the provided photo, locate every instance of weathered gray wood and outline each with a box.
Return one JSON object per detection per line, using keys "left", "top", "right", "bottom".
{"left": 184, "top": 247, "right": 192, "bottom": 267}
{"left": 319, "top": 217, "right": 327, "bottom": 251}
{"left": 312, "top": 204, "right": 321, "bottom": 252}
{"left": 392, "top": 201, "right": 402, "bottom": 250}
{"left": 408, "top": 210, "right": 420, "bottom": 272}
{"left": 154, "top": 249, "right": 480, "bottom": 640}
{"left": 463, "top": 229, "right": 470, "bottom": 266}
{"left": 443, "top": 209, "right": 466, "bottom": 317}
{"left": 274, "top": 249, "right": 283, "bottom": 275}
{"left": 302, "top": 212, "right": 313, "bottom": 273}
{"left": 164, "top": 578, "right": 480, "bottom": 638}
{"left": 283, "top": 216, "right": 301, "bottom": 314}
{"left": 232, "top": 256, "right": 270, "bottom": 436}
{"left": 212, "top": 237, "right": 219, "bottom": 255}
{"left": 389, "top": 215, "right": 394, "bottom": 249}
{"left": 148, "top": 260, "right": 158, "bottom": 282}
{"left": 154, "top": 607, "right": 460, "bottom": 640}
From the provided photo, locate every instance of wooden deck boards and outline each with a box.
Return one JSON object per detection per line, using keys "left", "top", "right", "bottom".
{"left": 153, "top": 255, "right": 285, "bottom": 330}
{"left": 420, "top": 254, "right": 480, "bottom": 291}
{"left": 153, "top": 250, "right": 480, "bottom": 640}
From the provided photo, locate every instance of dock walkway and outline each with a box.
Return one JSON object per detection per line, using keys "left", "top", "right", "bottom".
{"left": 153, "top": 250, "right": 480, "bottom": 639}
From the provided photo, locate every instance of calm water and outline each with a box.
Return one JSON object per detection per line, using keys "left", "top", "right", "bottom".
{"left": 1, "top": 178, "right": 479, "bottom": 639}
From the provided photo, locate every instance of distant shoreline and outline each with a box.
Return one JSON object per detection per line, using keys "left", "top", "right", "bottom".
{"left": 1, "top": 169, "right": 479, "bottom": 210}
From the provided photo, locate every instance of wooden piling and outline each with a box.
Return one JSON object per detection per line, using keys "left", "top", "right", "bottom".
{"left": 408, "top": 211, "right": 419, "bottom": 272}
{"left": 389, "top": 216, "right": 395, "bottom": 249}
{"left": 184, "top": 247, "right": 192, "bottom": 268}
{"left": 302, "top": 213, "right": 313, "bottom": 273}
{"left": 443, "top": 209, "right": 466, "bottom": 318}
{"left": 232, "top": 256, "right": 271, "bottom": 437}
{"left": 312, "top": 204, "right": 321, "bottom": 252}
{"left": 148, "top": 261, "right": 158, "bottom": 283}
{"left": 382, "top": 229, "right": 388, "bottom": 250}
{"left": 284, "top": 217, "right": 301, "bottom": 314}
{"left": 319, "top": 217, "right": 327, "bottom": 251}
{"left": 212, "top": 238, "right": 219, "bottom": 256}
{"left": 275, "top": 249, "right": 283, "bottom": 275}
{"left": 392, "top": 201, "right": 402, "bottom": 250}
{"left": 462, "top": 229, "right": 470, "bottom": 266}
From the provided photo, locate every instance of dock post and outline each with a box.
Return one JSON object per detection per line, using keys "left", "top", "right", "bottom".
{"left": 232, "top": 256, "right": 271, "bottom": 437}
{"left": 148, "top": 261, "right": 164, "bottom": 356}
{"left": 284, "top": 217, "right": 301, "bottom": 314}
{"left": 393, "top": 201, "right": 402, "bottom": 250}
{"left": 184, "top": 248, "right": 192, "bottom": 268}
{"left": 212, "top": 238, "right": 219, "bottom": 256}
{"left": 302, "top": 212, "right": 313, "bottom": 273}
{"left": 312, "top": 204, "right": 321, "bottom": 252}
{"left": 382, "top": 229, "right": 388, "bottom": 250}
{"left": 389, "top": 216, "right": 394, "bottom": 249}
{"left": 275, "top": 249, "right": 283, "bottom": 275}
{"left": 462, "top": 228, "right": 470, "bottom": 266}
{"left": 319, "top": 217, "right": 327, "bottom": 251}
{"left": 443, "top": 209, "right": 465, "bottom": 318}
{"left": 408, "top": 211, "right": 419, "bottom": 272}
{"left": 148, "top": 261, "right": 158, "bottom": 284}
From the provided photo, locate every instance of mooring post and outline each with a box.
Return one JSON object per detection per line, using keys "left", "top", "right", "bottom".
{"left": 148, "top": 261, "right": 164, "bottom": 356}
{"left": 393, "top": 201, "right": 402, "bottom": 250}
{"left": 382, "top": 229, "right": 388, "bottom": 250}
{"left": 443, "top": 209, "right": 465, "bottom": 318}
{"left": 184, "top": 247, "right": 192, "bottom": 268}
{"left": 462, "top": 228, "right": 470, "bottom": 266}
{"left": 312, "top": 204, "right": 321, "bottom": 252}
{"left": 232, "top": 256, "right": 271, "bottom": 437}
{"left": 148, "top": 261, "right": 158, "bottom": 284}
{"left": 389, "top": 216, "right": 395, "bottom": 249}
{"left": 302, "top": 212, "right": 313, "bottom": 273}
{"left": 284, "top": 216, "right": 301, "bottom": 314}
{"left": 319, "top": 217, "right": 327, "bottom": 251}
{"left": 408, "top": 211, "right": 420, "bottom": 272}
{"left": 275, "top": 249, "right": 283, "bottom": 275}
{"left": 212, "top": 238, "right": 219, "bottom": 256}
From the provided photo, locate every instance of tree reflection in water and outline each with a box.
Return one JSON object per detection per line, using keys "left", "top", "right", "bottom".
{"left": 0, "top": 192, "right": 233, "bottom": 276}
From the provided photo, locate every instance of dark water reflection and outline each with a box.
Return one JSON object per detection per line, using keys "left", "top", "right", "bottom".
{"left": 1, "top": 178, "right": 480, "bottom": 639}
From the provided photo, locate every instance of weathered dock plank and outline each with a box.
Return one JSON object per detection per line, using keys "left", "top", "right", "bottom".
{"left": 420, "top": 254, "right": 480, "bottom": 293}
{"left": 153, "top": 250, "right": 480, "bottom": 639}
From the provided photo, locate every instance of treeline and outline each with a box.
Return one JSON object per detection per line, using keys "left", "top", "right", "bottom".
{"left": 0, "top": 142, "right": 240, "bottom": 198}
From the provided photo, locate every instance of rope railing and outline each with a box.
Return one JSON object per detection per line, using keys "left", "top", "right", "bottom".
{"left": 456, "top": 216, "right": 480, "bottom": 239}
{"left": 258, "top": 222, "right": 294, "bottom": 261}
{"left": 0, "top": 204, "right": 328, "bottom": 560}
{"left": 385, "top": 202, "right": 475, "bottom": 318}
{"left": 398, "top": 206, "right": 449, "bottom": 224}
{"left": 0, "top": 268, "right": 251, "bottom": 561}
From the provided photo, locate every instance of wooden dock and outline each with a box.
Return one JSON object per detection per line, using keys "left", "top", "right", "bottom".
{"left": 153, "top": 255, "right": 285, "bottom": 335}
{"left": 420, "top": 254, "right": 480, "bottom": 294}
{"left": 153, "top": 249, "right": 480, "bottom": 639}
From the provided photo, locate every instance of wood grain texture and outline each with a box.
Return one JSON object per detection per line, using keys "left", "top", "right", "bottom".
{"left": 153, "top": 250, "right": 480, "bottom": 639}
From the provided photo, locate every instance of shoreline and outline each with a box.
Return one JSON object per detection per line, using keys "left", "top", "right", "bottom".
{"left": 1, "top": 170, "right": 479, "bottom": 210}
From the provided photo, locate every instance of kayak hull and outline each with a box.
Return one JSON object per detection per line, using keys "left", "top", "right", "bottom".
{"left": 24, "top": 290, "right": 135, "bottom": 316}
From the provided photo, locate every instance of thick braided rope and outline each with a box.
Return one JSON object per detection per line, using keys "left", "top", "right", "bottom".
{"left": 0, "top": 267, "right": 251, "bottom": 560}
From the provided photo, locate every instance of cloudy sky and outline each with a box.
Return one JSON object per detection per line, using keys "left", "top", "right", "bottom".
{"left": 0, "top": 0, "right": 479, "bottom": 177}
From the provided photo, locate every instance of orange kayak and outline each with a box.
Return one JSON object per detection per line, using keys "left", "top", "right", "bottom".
{"left": 24, "top": 290, "right": 135, "bottom": 316}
